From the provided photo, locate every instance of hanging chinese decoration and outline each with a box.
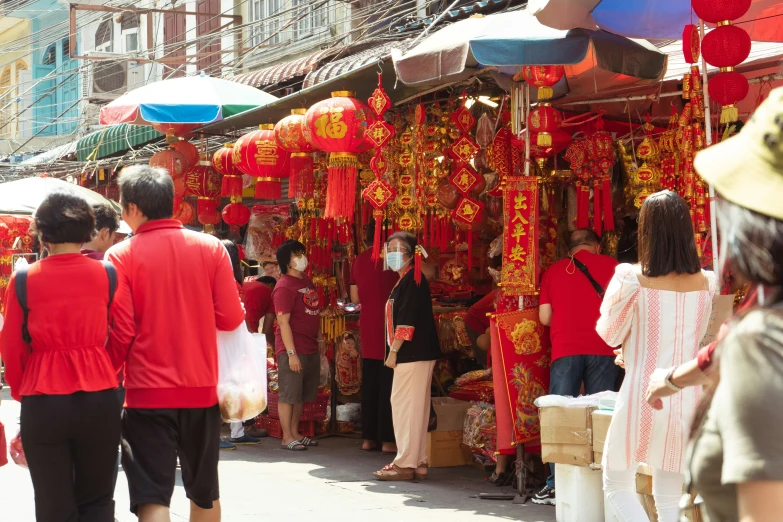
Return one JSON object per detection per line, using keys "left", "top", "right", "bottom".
{"left": 275, "top": 108, "right": 315, "bottom": 199}
{"left": 151, "top": 123, "right": 200, "bottom": 144}
{"left": 362, "top": 74, "right": 396, "bottom": 262}
{"left": 519, "top": 65, "right": 565, "bottom": 101}
{"left": 304, "top": 91, "right": 375, "bottom": 219}
{"left": 172, "top": 139, "right": 200, "bottom": 171}
{"left": 500, "top": 176, "right": 539, "bottom": 295}
{"left": 586, "top": 122, "right": 615, "bottom": 235}
{"left": 212, "top": 143, "right": 243, "bottom": 202}
{"left": 487, "top": 127, "right": 512, "bottom": 193}
{"left": 149, "top": 146, "right": 187, "bottom": 207}
{"left": 233, "top": 124, "right": 291, "bottom": 200}
{"left": 222, "top": 202, "right": 251, "bottom": 234}
{"left": 692, "top": 0, "right": 752, "bottom": 123}
{"left": 185, "top": 156, "right": 223, "bottom": 227}
{"left": 632, "top": 121, "right": 662, "bottom": 209}
{"left": 173, "top": 200, "right": 195, "bottom": 225}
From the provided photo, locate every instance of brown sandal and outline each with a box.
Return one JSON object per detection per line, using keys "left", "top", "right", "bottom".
{"left": 373, "top": 463, "right": 414, "bottom": 481}
{"left": 415, "top": 463, "right": 428, "bottom": 481}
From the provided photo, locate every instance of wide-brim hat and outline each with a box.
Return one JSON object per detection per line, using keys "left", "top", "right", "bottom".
{"left": 694, "top": 86, "right": 783, "bottom": 221}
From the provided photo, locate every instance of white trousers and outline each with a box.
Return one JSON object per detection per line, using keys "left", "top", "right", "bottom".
{"left": 391, "top": 360, "right": 436, "bottom": 469}
{"left": 604, "top": 465, "right": 683, "bottom": 522}
{"left": 230, "top": 421, "right": 244, "bottom": 439}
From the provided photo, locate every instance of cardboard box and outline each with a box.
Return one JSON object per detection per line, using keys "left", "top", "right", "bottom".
{"left": 591, "top": 410, "right": 613, "bottom": 467}
{"left": 540, "top": 406, "right": 596, "bottom": 467}
{"left": 427, "top": 431, "right": 472, "bottom": 467}
{"left": 432, "top": 398, "right": 471, "bottom": 432}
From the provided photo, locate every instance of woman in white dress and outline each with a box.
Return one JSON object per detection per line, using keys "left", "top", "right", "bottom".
{"left": 597, "top": 191, "right": 717, "bottom": 522}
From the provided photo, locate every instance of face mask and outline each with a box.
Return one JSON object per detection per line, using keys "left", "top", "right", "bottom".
{"left": 386, "top": 252, "right": 407, "bottom": 271}
{"left": 292, "top": 255, "right": 308, "bottom": 272}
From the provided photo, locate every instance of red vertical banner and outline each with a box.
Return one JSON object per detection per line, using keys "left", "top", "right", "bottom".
{"left": 500, "top": 176, "right": 539, "bottom": 295}
{"left": 493, "top": 309, "right": 550, "bottom": 445}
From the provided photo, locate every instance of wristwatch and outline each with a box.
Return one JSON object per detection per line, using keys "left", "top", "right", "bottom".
{"left": 287, "top": 349, "right": 296, "bottom": 356}
{"left": 664, "top": 367, "right": 682, "bottom": 392}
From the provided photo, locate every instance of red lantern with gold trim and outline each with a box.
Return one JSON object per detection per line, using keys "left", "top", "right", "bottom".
{"left": 275, "top": 108, "right": 315, "bottom": 199}
{"left": 173, "top": 200, "right": 195, "bottom": 225}
{"left": 303, "top": 91, "right": 375, "bottom": 219}
{"left": 233, "top": 124, "right": 291, "bottom": 200}
{"left": 152, "top": 123, "right": 200, "bottom": 143}
{"left": 172, "top": 139, "right": 199, "bottom": 171}
{"left": 520, "top": 65, "right": 565, "bottom": 101}
{"left": 701, "top": 24, "right": 751, "bottom": 69}
{"left": 528, "top": 104, "right": 561, "bottom": 147}
{"left": 212, "top": 143, "right": 243, "bottom": 201}
{"left": 185, "top": 156, "right": 223, "bottom": 220}
{"left": 222, "top": 202, "right": 250, "bottom": 234}
{"left": 708, "top": 70, "right": 750, "bottom": 123}
{"left": 692, "top": 0, "right": 751, "bottom": 23}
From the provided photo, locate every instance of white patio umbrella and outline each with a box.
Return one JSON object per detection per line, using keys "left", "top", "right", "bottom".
{"left": 0, "top": 177, "right": 122, "bottom": 215}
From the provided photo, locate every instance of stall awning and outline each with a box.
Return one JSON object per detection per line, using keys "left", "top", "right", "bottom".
{"left": 17, "top": 140, "right": 78, "bottom": 166}
{"left": 661, "top": 38, "right": 783, "bottom": 81}
{"left": 76, "top": 124, "right": 162, "bottom": 162}
{"left": 230, "top": 38, "right": 403, "bottom": 90}
{"left": 303, "top": 39, "right": 413, "bottom": 89}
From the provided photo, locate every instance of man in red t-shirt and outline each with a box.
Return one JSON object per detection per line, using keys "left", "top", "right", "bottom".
{"left": 242, "top": 276, "right": 276, "bottom": 347}
{"left": 533, "top": 229, "right": 619, "bottom": 506}
{"left": 273, "top": 240, "right": 323, "bottom": 451}
{"left": 350, "top": 221, "right": 400, "bottom": 453}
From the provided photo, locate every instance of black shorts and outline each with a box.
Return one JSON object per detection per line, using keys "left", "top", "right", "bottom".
{"left": 121, "top": 405, "right": 222, "bottom": 514}
{"left": 277, "top": 352, "right": 320, "bottom": 404}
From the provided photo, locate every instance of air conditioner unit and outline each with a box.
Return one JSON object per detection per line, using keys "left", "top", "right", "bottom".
{"left": 83, "top": 59, "right": 128, "bottom": 102}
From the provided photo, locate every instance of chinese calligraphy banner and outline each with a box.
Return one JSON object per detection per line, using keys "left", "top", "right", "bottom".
{"left": 491, "top": 309, "right": 550, "bottom": 445}
{"left": 501, "top": 176, "right": 539, "bottom": 295}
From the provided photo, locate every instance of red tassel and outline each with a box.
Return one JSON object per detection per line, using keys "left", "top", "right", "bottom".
{"left": 325, "top": 162, "right": 358, "bottom": 219}
{"left": 577, "top": 186, "right": 589, "bottom": 229}
{"left": 414, "top": 247, "right": 422, "bottom": 285}
{"left": 255, "top": 178, "right": 282, "bottom": 200}
{"left": 593, "top": 182, "right": 602, "bottom": 237}
{"left": 372, "top": 210, "right": 383, "bottom": 264}
{"left": 221, "top": 175, "right": 243, "bottom": 199}
{"left": 602, "top": 179, "right": 614, "bottom": 231}
{"left": 289, "top": 153, "right": 314, "bottom": 199}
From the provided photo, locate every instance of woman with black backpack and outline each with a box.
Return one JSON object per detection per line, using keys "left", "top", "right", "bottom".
{"left": 1, "top": 190, "right": 121, "bottom": 522}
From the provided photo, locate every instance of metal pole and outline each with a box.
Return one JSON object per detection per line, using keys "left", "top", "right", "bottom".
{"left": 700, "top": 20, "right": 721, "bottom": 284}
{"left": 524, "top": 84, "right": 530, "bottom": 176}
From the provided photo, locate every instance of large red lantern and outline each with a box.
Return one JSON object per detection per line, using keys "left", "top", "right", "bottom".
{"left": 212, "top": 143, "right": 243, "bottom": 201}
{"left": 152, "top": 123, "right": 200, "bottom": 143}
{"left": 149, "top": 147, "right": 186, "bottom": 184}
{"left": 222, "top": 202, "right": 250, "bottom": 234}
{"left": 233, "top": 124, "right": 290, "bottom": 200}
{"left": 701, "top": 25, "right": 751, "bottom": 69}
{"left": 275, "top": 108, "right": 315, "bottom": 199}
{"left": 520, "top": 65, "right": 565, "bottom": 101}
{"left": 303, "top": 91, "right": 375, "bottom": 219}
{"left": 528, "top": 103, "right": 562, "bottom": 147}
{"left": 173, "top": 139, "right": 199, "bottom": 171}
{"left": 173, "top": 200, "right": 195, "bottom": 224}
{"left": 185, "top": 156, "right": 223, "bottom": 219}
{"left": 692, "top": 0, "right": 751, "bottom": 23}
{"left": 708, "top": 71, "right": 750, "bottom": 122}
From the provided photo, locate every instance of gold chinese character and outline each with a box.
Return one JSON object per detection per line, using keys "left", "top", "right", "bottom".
{"left": 512, "top": 210, "right": 529, "bottom": 224}
{"left": 514, "top": 193, "right": 528, "bottom": 210}
{"left": 509, "top": 245, "right": 526, "bottom": 262}
{"left": 511, "top": 223, "right": 526, "bottom": 242}
{"left": 314, "top": 107, "right": 348, "bottom": 139}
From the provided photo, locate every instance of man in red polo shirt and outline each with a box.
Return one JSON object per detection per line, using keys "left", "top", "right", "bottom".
{"left": 533, "top": 228, "right": 618, "bottom": 506}
{"left": 107, "top": 166, "right": 245, "bottom": 522}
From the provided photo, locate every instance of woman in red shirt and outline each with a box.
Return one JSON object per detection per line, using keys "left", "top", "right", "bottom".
{"left": 1, "top": 191, "right": 121, "bottom": 522}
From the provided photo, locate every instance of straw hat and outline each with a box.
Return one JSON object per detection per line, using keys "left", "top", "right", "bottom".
{"left": 694, "top": 86, "right": 783, "bottom": 221}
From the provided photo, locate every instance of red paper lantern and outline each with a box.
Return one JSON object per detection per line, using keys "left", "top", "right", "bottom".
{"left": 233, "top": 124, "right": 290, "bottom": 200}
{"left": 521, "top": 65, "right": 565, "bottom": 101}
{"left": 173, "top": 200, "right": 195, "bottom": 224}
{"left": 172, "top": 139, "right": 199, "bottom": 171}
{"left": 683, "top": 24, "right": 701, "bottom": 64}
{"left": 303, "top": 91, "right": 375, "bottom": 219}
{"left": 149, "top": 147, "right": 187, "bottom": 198}
{"left": 212, "top": 143, "right": 243, "bottom": 201}
{"left": 708, "top": 70, "right": 750, "bottom": 123}
{"left": 692, "top": 0, "right": 751, "bottom": 24}
{"left": 275, "top": 108, "right": 315, "bottom": 199}
{"left": 152, "top": 123, "right": 200, "bottom": 143}
{"left": 701, "top": 24, "right": 751, "bottom": 69}
{"left": 528, "top": 104, "right": 561, "bottom": 147}
{"left": 222, "top": 202, "right": 251, "bottom": 227}
{"left": 185, "top": 157, "right": 223, "bottom": 218}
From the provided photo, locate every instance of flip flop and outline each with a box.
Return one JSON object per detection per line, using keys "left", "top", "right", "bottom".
{"left": 300, "top": 436, "right": 319, "bottom": 447}
{"left": 281, "top": 440, "right": 307, "bottom": 451}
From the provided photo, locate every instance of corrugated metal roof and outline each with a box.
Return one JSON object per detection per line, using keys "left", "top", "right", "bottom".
{"left": 303, "top": 39, "right": 412, "bottom": 89}
{"left": 76, "top": 124, "right": 162, "bottom": 162}
{"left": 17, "top": 140, "right": 79, "bottom": 166}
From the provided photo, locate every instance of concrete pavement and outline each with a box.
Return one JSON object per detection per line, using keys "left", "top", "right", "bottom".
{"left": 0, "top": 389, "right": 556, "bottom": 521}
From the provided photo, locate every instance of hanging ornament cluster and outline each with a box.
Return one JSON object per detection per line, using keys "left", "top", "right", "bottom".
{"left": 528, "top": 103, "right": 562, "bottom": 147}
{"left": 185, "top": 155, "right": 223, "bottom": 227}
{"left": 151, "top": 123, "right": 200, "bottom": 144}
{"left": 564, "top": 120, "right": 614, "bottom": 232}
{"left": 692, "top": 0, "right": 752, "bottom": 123}
{"left": 519, "top": 65, "right": 565, "bottom": 102}
{"left": 304, "top": 91, "right": 375, "bottom": 219}
{"left": 212, "top": 143, "right": 243, "bottom": 202}
{"left": 233, "top": 124, "right": 291, "bottom": 200}
{"left": 362, "top": 73, "right": 396, "bottom": 262}
{"left": 149, "top": 145, "right": 187, "bottom": 207}
{"left": 276, "top": 109, "right": 315, "bottom": 199}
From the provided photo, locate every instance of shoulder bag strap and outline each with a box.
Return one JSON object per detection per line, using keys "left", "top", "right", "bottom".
{"left": 14, "top": 266, "right": 31, "bottom": 345}
{"left": 100, "top": 261, "right": 117, "bottom": 340}
{"left": 571, "top": 257, "right": 606, "bottom": 299}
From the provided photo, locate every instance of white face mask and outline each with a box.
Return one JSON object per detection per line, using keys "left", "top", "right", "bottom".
{"left": 292, "top": 255, "right": 308, "bottom": 272}
{"left": 386, "top": 252, "right": 407, "bottom": 271}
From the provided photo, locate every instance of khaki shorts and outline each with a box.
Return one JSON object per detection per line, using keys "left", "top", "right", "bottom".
{"left": 277, "top": 352, "right": 320, "bottom": 404}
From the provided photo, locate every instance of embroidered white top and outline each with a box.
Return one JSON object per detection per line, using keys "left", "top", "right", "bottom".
{"left": 596, "top": 263, "right": 717, "bottom": 473}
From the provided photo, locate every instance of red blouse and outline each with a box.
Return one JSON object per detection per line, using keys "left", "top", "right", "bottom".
{"left": 1, "top": 254, "right": 118, "bottom": 401}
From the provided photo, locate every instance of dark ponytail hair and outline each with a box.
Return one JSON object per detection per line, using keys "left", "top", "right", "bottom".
{"left": 221, "top": 239, "right": 243, "bottom": 286}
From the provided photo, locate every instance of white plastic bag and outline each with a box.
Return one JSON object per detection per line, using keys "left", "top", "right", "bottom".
{"left": 217, "top": 326, "right": 268, "bottom": 422}
{"left": 319, "top": 354, "right": 330, "bottom": 388}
